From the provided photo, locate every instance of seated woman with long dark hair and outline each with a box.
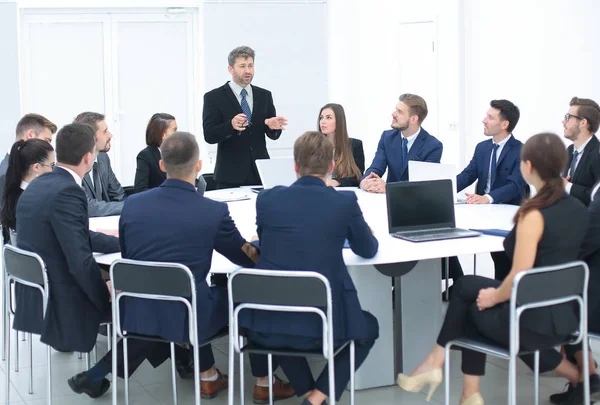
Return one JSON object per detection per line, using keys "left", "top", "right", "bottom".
{"left": 1, "top": 139, "right": 55, "bottom": 244}
{"left": 397, "top": 133, "right": 590, "bottom": 405}
{"left": 318, "top": 103, "right": 364, "bottom": 187}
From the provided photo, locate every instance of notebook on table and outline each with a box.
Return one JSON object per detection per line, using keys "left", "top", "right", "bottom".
{"left": 386, "top": 179, "right": 481, "bottom": 242}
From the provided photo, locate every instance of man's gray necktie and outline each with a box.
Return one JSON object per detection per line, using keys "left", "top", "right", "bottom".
{"left": 569, "top": 150, "right": 580, "bottom": 178}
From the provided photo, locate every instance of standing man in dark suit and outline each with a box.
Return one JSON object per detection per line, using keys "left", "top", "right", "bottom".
{"left": 0, "top": 113, "right": 56, "bottom": 208}
{"left": 203, "top": 46, "right": 288, "bottom": 189}
{"left": 562, "top": 97, "right": 600, "bottom": 206}
{"left": 450, "top": 99, "right": 526, "bottom": 284}
{"left": 73, "top": 112, "right": 125, "bottom": 217}
{"left": 360, "top": 93, "right": 443, "bottom": 193}
{"left": 240, "top": 132, "right": 379, "bottom": 405}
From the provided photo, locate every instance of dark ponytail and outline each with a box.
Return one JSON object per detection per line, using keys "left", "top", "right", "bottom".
{"left": 514, "top": 133, "right": 567, "bottom": 224}
{"left": 1, "top": 139, "right": 54, "bottom": 234}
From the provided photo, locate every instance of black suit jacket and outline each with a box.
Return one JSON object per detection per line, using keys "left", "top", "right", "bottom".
{"left": 581, "top": 187, "right": 600, "bottom": 331}
{"left": 203, "top": 82, "right": 281, "bottom": 184}
{"left": 134, "top": 146, "right": 166, "bottom": 193}
{"left": 13, "top": 167, "right": 119, "bottom": 352}
{"left": 335, "top": 138, "right": 365, "bottom": 187}
{"left": 563, "top": 135, "right": 600, "bottom": 206}
{"left": 82, "top": 152, "right": 125, "bottom": 217}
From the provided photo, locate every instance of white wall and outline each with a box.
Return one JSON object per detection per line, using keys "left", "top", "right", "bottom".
{"left": 464, "top": 0, "right": 600, "bottom": 155}
{"left": 327, "top": 0, "right": 463, "bottom": 171}
{"left": 0, "top": 1, "right": 21, "bottom": 155}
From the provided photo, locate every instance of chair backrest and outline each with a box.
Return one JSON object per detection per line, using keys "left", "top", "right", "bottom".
{"left": 513, "top": 261, "right": 588, "bottom": 307}
{"left": 229, "top": 269, "right": 330, "bottom": 308}
{"left": 110, "top": 259, "right": 195, "bottom": 298}
{"left": 3, "top": 244, "right": 46, "bottom": 287}
{"left": 202, "top": 173, "right": 216, "bottom": 192}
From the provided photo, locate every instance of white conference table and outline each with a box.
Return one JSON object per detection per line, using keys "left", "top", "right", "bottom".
{"left": 91, "top": 188, "right": 517, "bottom": 390}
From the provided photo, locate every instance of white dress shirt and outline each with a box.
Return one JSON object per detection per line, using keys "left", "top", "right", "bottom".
{"left": 484, "top": 134, "right": 512, "bottom": 203}
{"left": 401, "top": 127, "right": 421, "bottom": 153}
{"left": 228, "top": 81, "right": 253, "bottom": 113}
{"left": 566, "top": 135, "right": 593, "bottom": 194}
{"left": 20, "top": 180, "right": 29, "bottom": 190}
{"left": 57, "top": 165, "right": 83, "bottom": 187}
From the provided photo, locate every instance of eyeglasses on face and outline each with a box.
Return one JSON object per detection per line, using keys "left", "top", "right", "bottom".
{"left": 564, "top": 113, "right": 585, "bottom": 121}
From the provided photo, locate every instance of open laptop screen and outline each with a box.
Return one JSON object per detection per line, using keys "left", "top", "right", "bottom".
{"left": 386, "top": 179, "right": 456, "bottom": 232}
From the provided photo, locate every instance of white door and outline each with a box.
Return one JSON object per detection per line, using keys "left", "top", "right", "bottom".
{"left": 110, "top": 12, "right": 197, "bottom": 186}
{"left": 20, "top": 9, "right": 199, "bottom": 186}
{"left": 396, "top": 21, "right": 439, "bottom": 145}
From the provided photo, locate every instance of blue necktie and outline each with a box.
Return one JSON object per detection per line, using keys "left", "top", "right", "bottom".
{"left": 490, "top": 143, "right": 499, "bottom": 189}
{"left": 240, "top": 88, "right": 252, "bottom": 125}
{"left": 401, "top": 137, "right": 408, "bottom": 168}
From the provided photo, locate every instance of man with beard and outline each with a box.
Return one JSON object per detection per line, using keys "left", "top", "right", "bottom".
{"left": 74, "top": 112, "right": 125, "bottom": 217}
{"left": 562, "top": 97, "right": 600, "bottom": 206}
{"left": 360, "top": 93, "right": 443, "bottom": 193}
{"left": 203, "top": 46, "right": 288, "bottom": 189}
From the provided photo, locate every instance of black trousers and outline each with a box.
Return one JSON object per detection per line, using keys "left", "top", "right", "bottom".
{"left": 99, "top": 339, "right": 216, "bottom": 378}
{"left": 437, "top": 275, "right": 568, "bottom": 376}
{"left": 247, "top": 311, "right": 378, "bottom": 401}
{"left": 446, "top": 252, "right": 512, "bottom": 283}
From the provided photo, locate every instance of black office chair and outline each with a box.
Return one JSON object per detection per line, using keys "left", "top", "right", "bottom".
{"left": 228, "top": 269, "right": 356, "bottom": 405}
{"left": 201, "top": 174, "right": 216, "bottom": 192}
{"left": 444, "top": 261, "right": 591, "bottom": 405}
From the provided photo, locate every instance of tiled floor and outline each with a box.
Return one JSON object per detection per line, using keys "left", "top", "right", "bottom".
{"left": 0, "top": 254, "right": 596, "bottom": 404}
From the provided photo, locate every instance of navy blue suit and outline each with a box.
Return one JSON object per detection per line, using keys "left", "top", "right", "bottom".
{"left": 114, "top": 179, "right": 279, "bottom": 376}
{"left": 456, "top": 135, "right": 526, "bottom": 205}
{"left": 14, "top": 167, "right": 119, "bottom": 352}
{"left": 452, "top": 135, "right": 526, "bottom": 282}
{"left": 363, "top": 128, "right": 443, "bottom": 182}
{"left": 239, "top": 176, "right": 379, "bottom": 400}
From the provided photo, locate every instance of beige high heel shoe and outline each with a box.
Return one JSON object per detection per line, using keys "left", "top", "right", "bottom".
{"left": 396, "top": 368, "right": 443, "bottom": 402}
{"left": 460, "top": 392, "right": 484, "bottom": 405}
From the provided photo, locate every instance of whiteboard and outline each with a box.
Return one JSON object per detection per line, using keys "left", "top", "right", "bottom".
{"left": 203, "top": 2, "right": 329, "bottom": 156}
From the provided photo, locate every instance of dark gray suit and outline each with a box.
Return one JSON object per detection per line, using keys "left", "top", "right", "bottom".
{"left": 82, "top": 152, "right": 125, "bottom": 217}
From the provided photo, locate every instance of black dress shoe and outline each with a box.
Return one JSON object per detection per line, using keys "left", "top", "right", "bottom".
{"left": 68, "top": 372, "right": 110, "bottom": 398}
{"left": 176, "top": 357, "right": 195, "bottom": 379}
{"left": 550, "top": 374, "right": 600, "bottom": 405}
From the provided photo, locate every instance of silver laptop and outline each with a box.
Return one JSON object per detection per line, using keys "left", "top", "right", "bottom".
{"left": 255, "top": 157, "right": 297, "bottom": 189}
{"left": 386, "top": 179, "right": 481, "bottom": 242}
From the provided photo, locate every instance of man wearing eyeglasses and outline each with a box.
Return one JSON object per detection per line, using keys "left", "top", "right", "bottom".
{"left": 562, "top": 97, "right": 600, "bottom": 206}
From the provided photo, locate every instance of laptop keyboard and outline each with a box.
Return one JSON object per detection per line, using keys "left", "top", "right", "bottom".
{"left": 392, "top": 228, "right": 478, "bottom": 242}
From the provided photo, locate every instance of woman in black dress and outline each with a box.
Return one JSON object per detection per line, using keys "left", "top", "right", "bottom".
{"left": 397, "top": 133, "right": 589, "bottom": 405}
{"left": 317, "top": 103, "right": 364, "bottom": 187}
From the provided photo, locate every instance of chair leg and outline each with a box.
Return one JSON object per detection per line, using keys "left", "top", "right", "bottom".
{"left": 444, "top": 258, "right": 450, "bottom": 301}
{"left": 14, "top": 329, "right": 18, "bottom": 372}
{"left": 85, "top": 352, "right": 90, "bottom": 370}
{"left": 239, "top": 336, "right": 245, "bottom": 405}
{"left": 508, "top": 357, "right": 517, "bottom": 405}
{"left": 534, "top": 351, "right": 539, "bottom": 405}
{"left": 268, "top": 354, "right": 274, "bottom": 405}
{"left": 228, "top": 332, "right": 235, "bottom": 405}
{"left": 583, "top": 334, "right": 591, "bottom": 405}
{"left": 193, "top": 339, "right": 201, "bottom": 405}
{"left": 106, "top": 324, "right": 112, "bottom": 351}
{"left": 124, "top": 337, "right": 130, "bottom": 405}
{"left": 1, "top": 272, "right": 6, "bottom": 362}
{"left": 473, "top": 254, "right": 477, "bottom": 276}
{"left": 5, "top": 306, "right": 10, "bottom": 405}
{"left": 77, "top": 352, "right": 82, "bottom": 360}
{"left": 444, "top": 344, "right": 451, "bottom": 405}
{"left": 21, "top": 331, "right": 26, "bottom": 342}
{"left": 111, "top": 322, "right": 118, "bottom": 405}
{"left": 328, "top": 349, "right": 336, "bottom": 405}
{"left": 349, "top": 341, "right": 355, "bottom": 405}
{"left": 93, "top": 344, "right": 97, "bottom": 365}
{"left": 170, "top": 342, "right": 178, "bottom": 405}
{"left": 28, "top": 333, "right": 33, "bottom": 394}
{"left": 47, "top": 344, "right": 52, "bottom": 405}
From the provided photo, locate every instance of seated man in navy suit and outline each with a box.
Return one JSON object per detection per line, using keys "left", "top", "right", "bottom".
{"left": 360, "top": 93, "right": 443, "bottom": 193}
{"left": 450, "top": 99, "right": 526, "bottom": 285}
{"left": 73, "top": 132, "right": 294, "bottom": 402}
{"left": 240, "top": 131, "right": 380, "bottom": 405}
